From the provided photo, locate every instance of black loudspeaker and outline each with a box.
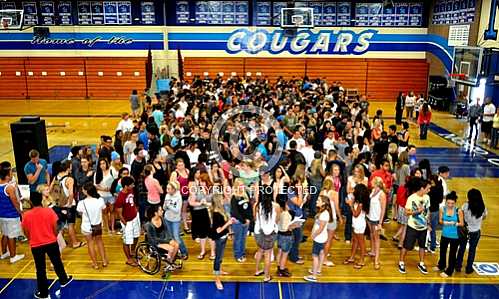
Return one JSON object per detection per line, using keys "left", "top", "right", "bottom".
{"left": 33, "top": 26, "right": 50, "bottom": 38}
{"left": 10, "top": 116, "right": 49, "bottom": 185}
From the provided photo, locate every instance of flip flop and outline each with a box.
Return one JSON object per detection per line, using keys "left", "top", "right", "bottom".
{"left": 197, "top": 253, "right": 206, "bottom": 260}
{"left": 72, "top": 242, "right": 86, "bottom": 249}
{"left": 125, "top": 261, "right": 138, "bottom": 267}
{"left": 263, "top": 276, "right": 272, "bottom": 283}
{"left": 343, "top": 258, "right": 355, "bottom": 265}
{"left": 353, "top": 263, "right": 365, "bottom": 269}
{"left": 254, "top": 271, "right": 264, "bottom": 276}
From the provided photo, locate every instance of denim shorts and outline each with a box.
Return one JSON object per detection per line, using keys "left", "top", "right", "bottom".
{"left": 312, "top": 241, "right": 325, "bottom": 256}
{"left": 277, "top": 233, "right": 293, "bottom": 253}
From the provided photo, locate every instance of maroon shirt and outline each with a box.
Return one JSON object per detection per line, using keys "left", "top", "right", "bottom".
{"left": 115, "top": 189, "right": 138, "bottom": 222}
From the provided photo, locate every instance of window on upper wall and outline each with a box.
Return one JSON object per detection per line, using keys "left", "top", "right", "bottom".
{"left": 432, "top": 0, "right": 476, "bottom": 25}
{"left": 192, "top": 1, "right": 249, "bottom": 25}
{"left": 0, "top": 1, "right": 160, "bottom": 26}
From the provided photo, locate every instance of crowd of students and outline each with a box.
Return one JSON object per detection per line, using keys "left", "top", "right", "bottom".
{"left": 0, "top": 75, "right": 489, "bottom": 296}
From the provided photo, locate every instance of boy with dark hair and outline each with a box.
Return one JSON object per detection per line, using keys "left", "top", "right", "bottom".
{"left": 398, "top": 178, "right": 431, "bottom": 275}
{"left": 22, "top": 192, "right": 73, "bottom": 299}
{"left": 115, "top": 176, "right": 140, "bottom": 267}
{"left": 0, "top": 162, "right": 24, "bottom": 263}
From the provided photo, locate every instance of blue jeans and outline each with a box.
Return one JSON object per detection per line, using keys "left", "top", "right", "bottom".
{"left": 456, "top": 230, "right": 481, "bottom": 273}
{"left": 213, "top": 237, "right": 227, "bottom": 275}
{"left": 308, "top": 179, "right": 322, "bottom": 217}
{"left": 289, "top": 226, "right": 303, "bottom": 262}
{"left": 429, "top": 211, "right": 439, "bottom": 250}
{"left": 232, "top": 222, "right": 248, "bottom": 259}
{"left": 344, "top": 208, "right": 352, "bottom": 241}
{"left": 164, "top": 219, "right": 188, "bottom": 255}
{"left": 420, "top": 123, "right": 429, "bottom": 140}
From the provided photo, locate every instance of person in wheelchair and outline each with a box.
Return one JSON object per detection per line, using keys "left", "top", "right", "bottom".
{"left": 145, "top": 205, "right": 180, "bottom": 271}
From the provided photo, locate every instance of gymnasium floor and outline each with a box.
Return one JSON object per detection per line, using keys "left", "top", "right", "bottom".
{"left": 0, "top": 100, "right": 498, "bottom": 298}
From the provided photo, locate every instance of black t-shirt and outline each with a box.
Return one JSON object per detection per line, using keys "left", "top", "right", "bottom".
{"left": 387, "top": 134, "right": 399, "bottom": 145}
{"left": 210, "top": 211, "right": 229, "bottom": 240}
{"left": 429, "top": 184, "right": 444, "bottom": 212}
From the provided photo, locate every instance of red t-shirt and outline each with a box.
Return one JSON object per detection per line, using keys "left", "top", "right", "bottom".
{"left": 21, "top": 207, "right": 58, "bottom": 248}
{"left": 369, "top": 169, "right": 394, "bottom": 191}
{"left": 115, "top": 189, "right": 138, "bottom": 222}
{"left": 396, "top": 185, "right": 408, "bottom": 207}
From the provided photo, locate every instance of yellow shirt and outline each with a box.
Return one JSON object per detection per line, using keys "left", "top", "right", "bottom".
{"left": 493, "top": 114, "right": 499, "bottom": 129}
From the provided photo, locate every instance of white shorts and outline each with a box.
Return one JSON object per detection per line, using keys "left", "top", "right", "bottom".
{"left": 352, "top": 218, "right": 366, "bottom": 235}
{"left": 0, "top": 217, "right": 22, "bottom": 238}
{"left": 122, "top": 215, "right": 141, "bottom": 245}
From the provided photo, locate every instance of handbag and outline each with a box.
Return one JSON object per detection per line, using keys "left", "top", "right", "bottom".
{"left": 457, "top": 208, "right": 468, "bottom": 240}
{"left": 83, "top": 201, "right": 102, "bottom": 237}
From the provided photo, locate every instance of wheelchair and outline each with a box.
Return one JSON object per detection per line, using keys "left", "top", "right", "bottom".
{"left": 135, "top": 238, "right": 183, "bottom": 276}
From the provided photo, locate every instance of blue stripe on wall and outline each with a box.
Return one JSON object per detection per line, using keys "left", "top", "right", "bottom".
{"left": 0, "top": 32, "right": 164, "bottom": 41}
{"left": 0, "top": 41, "right": 163, "bottom": 50}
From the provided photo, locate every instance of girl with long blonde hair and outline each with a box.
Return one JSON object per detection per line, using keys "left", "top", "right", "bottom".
{"left": 366, "top": 177, "right": 387, "bottom": 270}
{"left": 210, "top": 192, "right": 234, "bottom": 290}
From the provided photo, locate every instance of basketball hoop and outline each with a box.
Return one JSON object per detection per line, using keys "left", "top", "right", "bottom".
{"left": 450, "top": 73, "right": 466, "bottom": 81}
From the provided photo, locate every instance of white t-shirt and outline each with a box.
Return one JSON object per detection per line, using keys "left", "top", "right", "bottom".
{"left": 298, "top": 146, "right": 315, "bottom": 168}
{"left": 483, "top": 103, "right": 496, "bottom": 122}
{"left": 187, "top": 148, "right": 201, "bottom": 166}
{"left": 255, "top": 204, "right": 278, "bottom": 235}
{"left": 116, "top": 119, "right": 134, "bottom": 133}
{"left": 286, "top": 138, "right": 305, "bottom": 150}
{"left": 312, "top": 210, "right": 330, "bottom": 243}
{"left": 405, "top": 96, "right": 416, "bottom": 107}
{"left": 76, "top": 197, "right": 105, "bottom": 233}
{"left": 94, "top": 171, "right": 114, "bottom": 198}
{"left": 323, "top": 138, "right": 335, "bottom": 152}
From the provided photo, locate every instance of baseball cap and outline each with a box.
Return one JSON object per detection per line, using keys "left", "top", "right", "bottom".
{"left": 111, "top": 151, "right": 120, "bottom": 161}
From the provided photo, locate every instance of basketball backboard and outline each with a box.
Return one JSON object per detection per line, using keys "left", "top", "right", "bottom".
{"left": 281, "top": 7, "right": 314, "bottom": 28}
{"left": 451, "top": 46, "right": 484, "bottom": 86}
{"left": 0, "top": 9, "right": 23, "bottom": 30}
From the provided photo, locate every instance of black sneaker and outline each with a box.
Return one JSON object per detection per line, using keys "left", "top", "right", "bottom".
{"left": 418, "top": 263, "right": 428, "bottom": 275}
{"left": 59, "top": 275, "right": 73, "bottom": 288}
{"left": 34, "top": 291, "right": 50, "bottom": 299}
{"left": 398, "top": 262, "right": 406, "bottom": 274}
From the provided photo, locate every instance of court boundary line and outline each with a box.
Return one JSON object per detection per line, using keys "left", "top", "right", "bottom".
{"left": 0, "top": 260, "right": 32, "bottom": 295}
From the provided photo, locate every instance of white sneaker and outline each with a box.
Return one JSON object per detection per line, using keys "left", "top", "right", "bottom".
{"left": 0, "top": 251, "right": 10, "bottom": 259}
{"left": 10, "top": 254, "right": 25, "bottom": 264}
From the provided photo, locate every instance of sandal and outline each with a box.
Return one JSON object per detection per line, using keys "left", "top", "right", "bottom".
{"left": 102, "top": 262, "right": 108, "bottom": 267}
{"left": 125, "top": 261, "right": 138, "bottom": 267}
{"left": 215, "top": 281, "right": 224, "bottom": 290}
{"left": 254, "top": 271, "right": 264, "bottom": 276}
{"left": 374, "top": 263, "right": 381, "bottom": 270}
{"left": 353, "top": 263, "right": 365, "bottom": 269}
{"left": 209, "top": 255, "right": 216, "bottom": 260}
{"left": 72, "top": 241, "right": 86, "bottom": 249}
{"left": 92, "top": 264, "right": 99, "bottom": 270}
{"left": 263, "top": 276, "right": 272, "bottom": 283}
{"left": 197, "top": 253, "right": 206, "bottom": 260}
{"left": 343, "top": 258, "right": 355, "bottom": 265}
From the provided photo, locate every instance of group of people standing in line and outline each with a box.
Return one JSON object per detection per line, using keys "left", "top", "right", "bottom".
{"left": 0, "top": 76, "right": 490, "bottom": 297}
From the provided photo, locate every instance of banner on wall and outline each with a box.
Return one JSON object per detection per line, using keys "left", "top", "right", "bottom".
{"left": 40, "top": 1, "right": 55, "bottom": 25}
{"left": 58, "top": 1, "right": 72, "bottom": 25}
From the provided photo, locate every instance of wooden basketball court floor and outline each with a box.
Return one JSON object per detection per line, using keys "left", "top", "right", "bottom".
{"left": 0, "top": 100, "right": 498, "bottom": 298}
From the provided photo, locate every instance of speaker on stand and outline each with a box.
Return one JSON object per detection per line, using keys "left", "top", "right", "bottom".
{"left": 10, "top": 116, "right": 49, "bottom": 185}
